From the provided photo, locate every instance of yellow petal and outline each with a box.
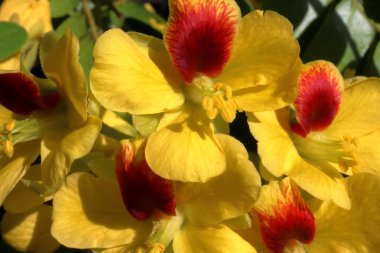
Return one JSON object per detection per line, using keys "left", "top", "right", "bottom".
{"left": 236, "top": 221, "right": 269, "bottom": 253}
{"left": 324, "top": 77, "right": 380, "bottom": 138}
{"left": 0, "top": 54, "right": 20, "bottom": 71}
{"left": 248, "top": 109, "right": 351, "bottom": 209}
{"left": 351, "top": 131, "right": 380, "bottom": 176}
{"left": 0, "top": 140, "right": 40, "bottom": 206}
{"left": 234, "top": 59, "right": 301, "bottom": 112}
{"left": 1, "top": 205, "right": 60, "bottom": 253}
{"left": 94, "top": 245, "right": 133, "bottom": 253}
{"left": 88, "top": 157, "right": 116, "bottom": 179}
{"left": 217, "top": 10, "right": 300, "bottom": 92}
{"left": 176, "top": 134, "right": 261, "bottom": 225}
{"left": 41, "top": 116, "right": 101, "bottom": 191}
{"left": 0, "top": 0, "right": 52, "bottom": 36}
{"left": 100, "top": 109, "right": 139, "bottom": 137}
{"left": 3, "top": 165, "right": 51, "bottom": 213}
{"left": 39, "top": 30, "right": 88, "bottom": 127}
{"left": 52, "top": 172, "right": 152, "bottom": 249}
{"left": 306, "top": 173, "right": 380, "bottom": 253}
{"left": 288, "top": 158, "right": 350, "bottom": 210}
{"left": 247, "top": 109, "right": 298, "bottom": 177}
{"left": 90, "top": 29, "right": 184, "bottom": 114}
{"left": 146, "top": 106, "right": 226, "bottom": 182}
{"left": 173, "top": 223, "right": 256, "bottom": 253}
{"left": 0, "top": 104, "right": 13, "bottom": 121}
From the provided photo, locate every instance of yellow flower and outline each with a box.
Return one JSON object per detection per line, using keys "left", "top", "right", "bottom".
{"left": 0, "top": 165, "right": 60, "bottom": 253}
{"left": 0, "top": 30, "right": 102, "bottom": 205}
{"left": 1, "top": 204, "right": 60, "bottom": 253}
{"left": 90, "top": 0, "right": 300, "bottom": 182}
{"left": 248, "top": 60, "right": 380, "bottom": 209}
{"left": 0, "top": 0, "right": 52, "bottom": 70}
{"left": 238, "top": 174, "right": 380, "bottom": 253}
{"left": 51, "top": 134, "right": 261, "bottom": 253}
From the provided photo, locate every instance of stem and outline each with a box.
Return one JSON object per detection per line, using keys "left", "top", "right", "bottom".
{"left": 82, "top": 0, "right": 99, "bottom": 40}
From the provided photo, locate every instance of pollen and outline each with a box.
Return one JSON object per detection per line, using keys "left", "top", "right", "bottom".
{"left": 254, "top": 180, "right": 316, "bottom": 253}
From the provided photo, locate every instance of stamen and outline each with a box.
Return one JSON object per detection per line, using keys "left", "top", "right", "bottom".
{"left": 292, "top": 132, "right": 360, "bottom": 172}
{"left": 187, "top": 76, "right": 237, "bottom": 122}
{"left": 0, "top": 115, "right": 64, "bottom": 157}
{"left": 201, "top": 96, "right": 218, "bottom": 119}
{"left": 213, "top": 94, "right": 236, "bottom": 122}
{"left": 5, "top": 120, "right": 16, "bottom": 132}
{"left": 3, "top": 140, "right": 14, "bottom": 157}
{"left": 342, "top": 135, "right": 364, "bottom": 171}
{"left": 0, "top": 119, "right": 16, "bottom": 157}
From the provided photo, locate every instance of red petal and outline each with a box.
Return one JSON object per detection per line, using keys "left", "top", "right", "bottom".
{"left": 115, "top": 141, "right": 176, "bottom": 221}
{"left": 164, "top": 0, "right": 240, "bottom": 83}
{"left": 255, "top": 182, "right": 315, "bottom": 253}
{"left": 292, "top": 61, "right": 343, "bottom": 136}
{"left": 0, "top": 72, "right": 60, "bottom": 115}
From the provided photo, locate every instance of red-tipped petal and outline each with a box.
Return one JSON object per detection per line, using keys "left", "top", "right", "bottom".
{"left": 115, "top": 140, "right": 176, "bottom": 221}
{"left": 164, "top": 0, "right": 240, "bottom": 83}
{"left": 292, "top": 61, "right": 344, "bottom": 136}
{"left": 255, "top": 181, "right": 315, "bottom": 253}
{"left": 0, "top": 72, "right": 60, "bottom": 115}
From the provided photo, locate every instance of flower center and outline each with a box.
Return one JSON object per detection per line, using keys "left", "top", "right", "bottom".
{"left": 0, "top": 118, "right": 41, "bottom": 157}
{"left": 184, "top": 75, "right": 238, "bottom": 123}
{"left": 340, "top": 135, "right": 364, "bottom": 172}
{"left": 292, "top": 132, "right": 359, "bottom": 174}
{"left": 254, "top": 180, "right": 315, "bottom": 253}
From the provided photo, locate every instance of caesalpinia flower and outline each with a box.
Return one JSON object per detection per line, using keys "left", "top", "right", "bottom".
{"left": 0, "top": 165, "right": 60, "bottom": 253}
{"left": 51, "top": 134, "right": 261, "bottom": 253}
{"left": 0, "top": 30, "right": 102, "bottom": 205}
{"left": 238, "top": 175, "right": 380, "bottom": 253}
{"left": 0, "top": 0, "right": 52, "bottom": 70}
{"left": 1, "top": 132, "right": 121, "bottom": 252}
{"left": 90, "top": 0, "right": 300, "bottom": 182}
{"left": 248, "top": 60, "right": 380, "bottom": 209}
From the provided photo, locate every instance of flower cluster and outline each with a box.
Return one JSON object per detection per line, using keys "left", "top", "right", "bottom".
{"left": 1, "top": 0, "right": 380, "bottom": 253}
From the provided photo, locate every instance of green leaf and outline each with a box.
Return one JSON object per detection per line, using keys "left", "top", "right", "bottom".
{"left": 79, "top": 33, "right": 95, "bottom": 82}
{"left": 56, "top": 12, "right": 87, "bottom": 38}
{"left": 0, "top": 22, "right": 28, "bottom": 61}
{"left": 110, "top": 10, "right": 124, "bottom": 28}
{"left": 363, "top": 0, "right": 380, "bottom": 24}
{"left": 368, "top": 39, "right": 380, "bottom": 76}
{"left": 303, "top": 0, "right": 376, "bottom": 71}
{"left": 115, "top": 2, "right": 166, "bottom": 32}
{"left": 236, "top": 0, "right": 255, "bottom": 16}
{"left": 50, "top": 0, "right": 79, "bottom": 18}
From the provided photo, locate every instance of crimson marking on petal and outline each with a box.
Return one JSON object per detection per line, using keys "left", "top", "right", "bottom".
{"left": 0, "top": 72, "right": 60, "bottom": 115}
{"left": 292, "top": 61, "right": 343, "bottom": 136}
{"left": 115, "top": 141, "right": 176, "bottom": 221}
{"left": 255, "top": 183, "right": 315, "bottom": 253}
{"left": 165, "top": 0, "right": 239, "bottom": 83}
